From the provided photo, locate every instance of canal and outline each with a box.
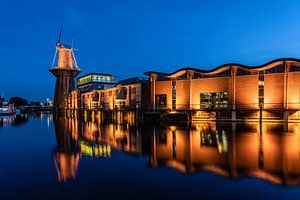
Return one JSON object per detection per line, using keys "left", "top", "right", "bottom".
{"left": 1, "top": 113, "right": 300, "bottom": 199}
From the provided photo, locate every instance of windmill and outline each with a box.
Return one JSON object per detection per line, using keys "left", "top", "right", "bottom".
{"left": 51, "top": 25, "right": 79, "bottom": 70}
{"left": 49, "top": 25, "right": 81, "bottom": 110}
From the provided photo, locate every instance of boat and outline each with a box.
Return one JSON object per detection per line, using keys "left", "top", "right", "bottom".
{"left": 0, "top": 101, "right": 16, "bottom": 116}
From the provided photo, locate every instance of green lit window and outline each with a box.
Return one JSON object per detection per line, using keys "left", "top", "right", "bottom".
{"left": 156, "top": 94, "right": 167, "bottom": 108}
{"left": 200, "top": 92, "right": 228, "bottom": 109}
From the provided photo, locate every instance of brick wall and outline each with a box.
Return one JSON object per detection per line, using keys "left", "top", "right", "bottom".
{"left": 155, "top": 81, "right": 172, "bottom": 109}
{"left": 176, "top": 80, "right": 190, "bottom": 110}
{"left": 264, "top": 73, "right": 284, "bottom": 109}
{"left": 288, "top": 72, "right": 300, "bottom": 109}
{"left": 235, "top": 75, "right": 258, "bottom": 109}
{"left": 81, "top": 91, "right": 93, "bottom": 109}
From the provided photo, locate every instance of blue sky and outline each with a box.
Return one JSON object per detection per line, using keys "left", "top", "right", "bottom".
{"left": 1, "top": 0, "right": 300, "bottom": 101}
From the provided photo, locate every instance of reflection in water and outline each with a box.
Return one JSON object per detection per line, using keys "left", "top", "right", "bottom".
{"left": 0, "top": 114, "right": 29, "bottom": 127}
{"left": 53, "top": 116, "right": 300, "bottom": 186}
{"left": 80, "top": 141, "right": 111, "bottom": 158}
{"left": 0, "top": 113, "right": 54, "bottom": 128}
{"left": 53, "top": 117, "right": 80, "bottom": 182}
{"left": 151, "top": 123, "right": 300, "bottom": 186}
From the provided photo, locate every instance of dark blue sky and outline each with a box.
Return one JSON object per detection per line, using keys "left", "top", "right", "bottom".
{"left": 1, "top": 0, "right": 300, "bottom": 101}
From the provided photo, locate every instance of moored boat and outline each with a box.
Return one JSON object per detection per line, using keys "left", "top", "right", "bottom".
{"left": 0, "top": 101, "right": 16, "bottom": 116}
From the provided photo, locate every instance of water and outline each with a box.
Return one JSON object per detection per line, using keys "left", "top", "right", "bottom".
{"left": 1, "top": 113, "right": 300, "bottom": 199}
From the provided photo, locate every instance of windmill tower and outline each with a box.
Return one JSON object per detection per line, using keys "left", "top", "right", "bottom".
{"left": 49, "top": 26, "right": 81, "bottom": 110}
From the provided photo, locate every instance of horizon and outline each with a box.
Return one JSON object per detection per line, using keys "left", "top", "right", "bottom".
{"left": 1, "top": 0, "right": 300, "bottom": 101}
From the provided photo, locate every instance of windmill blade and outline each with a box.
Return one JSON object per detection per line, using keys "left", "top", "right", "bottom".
{"left": 51, "top": 49, "right": 58, "bottom": 67}
{"left": 57, "top": 24, "right": 63, "bottom": 44}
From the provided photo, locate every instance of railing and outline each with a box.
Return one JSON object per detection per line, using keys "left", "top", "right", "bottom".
{"left": 68, "top": 103, "right": 300, "bottom": 111}
{"left": 75, "top": 103, "right": 143, "bottom": 111}
{"left": 148, "top": 103, "right": 300, "bottom": 111}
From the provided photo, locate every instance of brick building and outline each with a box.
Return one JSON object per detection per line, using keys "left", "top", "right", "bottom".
{"left": 66, "top": 58, "right": 300, "bottom": 120}
{"left": 144, "top": 58, "right": 300, "bottom": 120}
{"left": 68, "top": 77, "right": 150, "bottom": 110}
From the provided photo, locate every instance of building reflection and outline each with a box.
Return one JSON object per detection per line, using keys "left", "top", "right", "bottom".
{"left": 0, "top": 114, "right": 29, "bottom": 127}
{"left": 53, "top": 117, "right": 300, "bottom": 186}
{"left": 150, "top": 122, "right": 300, "bottom": 186}
{"left": 53, "top": 116, "right": 143, "bottom": 182}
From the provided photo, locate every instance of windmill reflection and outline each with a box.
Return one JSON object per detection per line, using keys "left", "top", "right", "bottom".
{"left": 53, "top": 116, "right": 143, "bottom": 182}
{"left": 53, "top": 117, "right": 80, "bottom": 182}
{"left": 53, "top": 117, "right": 300, "bottom": 186}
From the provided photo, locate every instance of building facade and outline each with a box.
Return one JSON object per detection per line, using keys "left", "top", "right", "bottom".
{"left": 68, "top": 77, "right": 150, "bottom": 110}
{"left": 77, "top": 73, "right": 116, "bottom": 92}
{"left": 144, "top": 58, "right": 300, "bottom": 120}
{"left": 65, "top": 58, "right": 300, "bottom": 120}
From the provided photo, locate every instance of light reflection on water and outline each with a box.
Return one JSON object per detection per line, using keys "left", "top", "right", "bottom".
{"left": 52, "top": 114, "right": 300, "bottom": 186}
{"left": 1, "top": 113, "right": 300, "bottom": 199}
{"left": 0, "top": 114, "right": 29, "bottom": 127}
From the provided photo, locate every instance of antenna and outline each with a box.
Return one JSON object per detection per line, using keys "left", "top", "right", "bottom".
{"left": 57, "top": 24, "right": 63, "bottom": 45}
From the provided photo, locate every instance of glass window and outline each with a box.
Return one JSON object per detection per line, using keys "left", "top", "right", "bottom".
{"left": 156, "top": 94, "right": 167, "bottom": 108}
{"left": 258, "top": 80, "right": 264, "bottom": 86}
{"left": 290, "top": 65, "right": 300, "bottom": 72}
{"left": 237, "top": 69, "right": 251, "bottom": 76}
{"left": 210, "top": 70, "right": 231, "bottom": 78}
{"left": 258, "top": 71, "right": 264, "bottom": 106}
{"left": 200, "top": 92, "right": 228, "bottom": 109}
{"left": 265, "top": 64, "right": 284, "bottom": 73}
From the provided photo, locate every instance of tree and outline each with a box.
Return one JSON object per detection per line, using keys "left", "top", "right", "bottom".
{"left": 9, "top": 97, "right": 28, "bottom": 108}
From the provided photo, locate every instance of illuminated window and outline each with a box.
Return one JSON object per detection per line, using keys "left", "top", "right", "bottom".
{"left": 258, "top": 71, "right": 264, "bottom": 107}
{"left": 172, "top": 79, "right": 176, "bottom": 109}
{"left": 258, "top": 80, "right": 264, "bottom": 86}
{"left": 200, "top": 92, "right": 228, "bottom": 109}
{"left": 156, "top": 94, "right": 167, "bottom": 108}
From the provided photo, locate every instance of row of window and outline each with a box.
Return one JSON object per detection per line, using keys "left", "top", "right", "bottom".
{"left": 156, "top": 84, "right": 272, "bottom": 109}
{"left": 83, "top": 101, "right": 142, "bottom": 109}
{"left": 77, "top": 75, "right": 115, "bottom": 85}
{"left": 156, "top": 92, "right": 229, "bottom": 109}
{"left": 82, "top": 88, "right": 140, "bottom": 101}
{"left": 158, "top": 65, "right": 300, "bottom": 81}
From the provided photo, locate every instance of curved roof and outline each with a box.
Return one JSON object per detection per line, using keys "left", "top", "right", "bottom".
{"left": 144, "top": 58, "right": 300, "bottom": 78}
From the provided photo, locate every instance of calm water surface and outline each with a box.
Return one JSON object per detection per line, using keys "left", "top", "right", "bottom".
{"left": 1, "top": 113, "right": 300, "bottom": 199}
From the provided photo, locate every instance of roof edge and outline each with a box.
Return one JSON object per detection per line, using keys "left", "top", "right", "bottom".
{"left": 144, "top": 58, "right": 300, "bottom": 76}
